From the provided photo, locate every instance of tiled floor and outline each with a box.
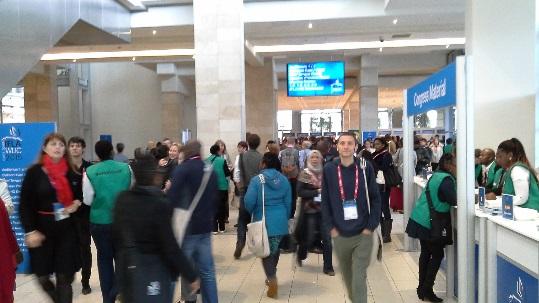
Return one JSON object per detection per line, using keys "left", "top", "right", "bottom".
{"left": 13, "top": 211, "right": 456, "bottom": 303}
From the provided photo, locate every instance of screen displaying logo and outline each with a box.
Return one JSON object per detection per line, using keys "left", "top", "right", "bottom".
{"left": 1, "top": 126, "right": 23, "bottom": 161}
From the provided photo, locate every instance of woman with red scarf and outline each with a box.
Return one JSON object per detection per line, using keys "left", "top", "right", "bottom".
{"left": 0, "top": 198, "right": 21, "bottom": 303}
{"left": 20, "top": 133, "right": 82, "bottom": 303}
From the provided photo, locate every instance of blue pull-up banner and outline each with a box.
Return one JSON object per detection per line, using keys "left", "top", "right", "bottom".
{"left": 407, "top": 63, "right": 456, "bottom": 116}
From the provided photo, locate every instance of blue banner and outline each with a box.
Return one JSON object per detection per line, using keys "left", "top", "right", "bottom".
{"left": 1, "top": 122, "right": 56, "bottom": 273}
{"left": 407, "top": 63, "right": 456, "bottom": 116}
{"left": 497, "top": 255, "right": 538, "bottom": 302}
{"left": 362, "top": 131, "right": 377, "bottom": 143}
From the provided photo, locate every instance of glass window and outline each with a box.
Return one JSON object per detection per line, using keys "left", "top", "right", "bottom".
{"left": 1, "top": 87, "right": 25, "bottom": 123}
{"left": 300, "top": 109, "right": 342, "bottom": 133}
{"left": 277, "top": 110, "right": 292, "bottom": 131}
{"left": 378, "top": 108, "right": 390, "bottom": 129}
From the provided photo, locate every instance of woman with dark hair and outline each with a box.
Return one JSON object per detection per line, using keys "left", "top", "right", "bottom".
{"left": 294, "top": 150, "right": 334, "bottom": 275}
{"left": 486, "top": 138, "right": 539, "bottom": 210}
{"left": 371, "top": 137, "right": 395, "bottom": 242}
{"left": 19, "top": 133, "right": 82, "bottom": 303}
{"left": 244, "top": 152, "right": 291, "bottom": 299}
{"left": 113, "top": 149, "right": 199, "bottom": 303}
{"left": 207, "top": 144, "right": 231, "bottom": 234}
{"left": 406, "top": 153, "right": 457, "bottom": 302}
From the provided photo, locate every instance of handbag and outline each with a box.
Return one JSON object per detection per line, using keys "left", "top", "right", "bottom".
{"left": 246, "top": 174, "right": 271, "bottom": 258}
{"left": 375, "top": 170, "right": 385, "bottom": 185}
{"left": 384, "top": 163, "right": 403, "bottom": 187}
{"left": 360, "top": 158, "right": 383, "bottom": 265}
{"left": 425, "top": 179, "right": 453, "bottom": 245}
{"left": 172, "top": 164, "right": 213, "bottom": 247}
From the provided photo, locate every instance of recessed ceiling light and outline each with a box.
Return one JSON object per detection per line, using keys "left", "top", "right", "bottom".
{"left": 41, "top": 49, "right": 195, "bottom": 61}
{"left": 72, "top": 59, "right": 77, "bottom": 63}
{"left": 379, "top": 47, "right": 383, "bottom": 52}
{"left": 308, "top": 22, "right": 313, "bottom": 29}
{"left": 393, "top": 18, "right": 398, "bottom": 25}
{"left": 132, "top": 57, "right": 136, "bottom": 61}
{"left": 252, "top": 37, "right": 465, "bottom": 53}
{"left": 446, "top": 44, "right": 450, "bottom": 48}
{"left": 152, "top": 30, "right": 157, "bottom": 35}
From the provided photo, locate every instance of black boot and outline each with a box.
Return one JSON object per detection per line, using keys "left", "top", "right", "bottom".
{"left": 423, "top": 257, "right": 443, "bottom": 302}
{"left": 380, "top": 218, "right": 387, "bottom": 239}
{"left": 383, "top": 218, "right": 393, "bottom": 243}
{"left": 422, "top": 291, "right": 443, "bottom": 302}
{"left": 234, "top": 241, "right": 245, "bottom": 259}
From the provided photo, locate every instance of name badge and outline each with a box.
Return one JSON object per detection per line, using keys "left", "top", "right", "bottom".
{"left": 53, "top": 202, "right": 70, "bottom": 221}
{"left": 343, "top": 200, "right": 358, "bottom": 221}
{"left": 314, "top": 194, "right": 322, "bottom": 202}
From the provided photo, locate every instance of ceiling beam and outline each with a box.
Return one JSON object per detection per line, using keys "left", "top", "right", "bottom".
{"left": 245, "top": 40, "right": 264, "bottom": 67}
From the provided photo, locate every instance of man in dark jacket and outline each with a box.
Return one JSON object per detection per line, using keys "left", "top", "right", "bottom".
{"left": 234, "top": 133, "right": 262, "bottom": 259}
{"left": 167, "top": 140, "right": 218, "bottom": 303}
{"left": 114, "top": 150, "right": 199, "bottom": 303}
{"left": 321, "top": 133, "right": 381, "bottom": 303}
{"left": 67, "top": 136, "right": 93, "bottom": 295}
{"left": 415, "top": 138, "right": 432, "bottom": 174}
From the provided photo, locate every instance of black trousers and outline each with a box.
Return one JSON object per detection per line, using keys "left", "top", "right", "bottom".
{"left": 379, "top": 186, "right": 391, "bottom": 220}
{"left": 296, "top": 212, "right": 333, "bottom": 271}
{"left": 418, "top": 240, "right": 445, "bottom": 293}
{"left": 236, "top": 189, "right": 251, "bottom": 247}
{"left": 76, "top": 217, "right": 92, "bottom": 286}
{"left": 214, "top": 190, "right": 228, "bottom": 232}
{"left": 280, "top": 178, "right": 297, "bottom": 251}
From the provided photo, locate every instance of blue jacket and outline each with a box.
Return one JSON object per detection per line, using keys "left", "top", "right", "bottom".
{"left": 321, "top": 158, "right": 381, "bottom": 237}
{"left": 245, "top": 169, "right": 291, "bottom": 237}
{"left": 167, "top": 157, "right": 217, "bottom": 235}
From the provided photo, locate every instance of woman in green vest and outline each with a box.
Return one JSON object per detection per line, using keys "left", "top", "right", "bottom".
{"left": 406, "top": 153, "right": 457, "bottom": 302}
{"left": 207, "top": 144, "right": 231, "bottom": 234}
{"left": 485, "top": 138, "right": 539, "bottom": 211}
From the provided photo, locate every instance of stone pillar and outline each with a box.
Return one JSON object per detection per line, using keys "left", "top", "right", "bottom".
{"left": 161, "top": 92, "right": 184, "bottom": 143}
{"left": 342, "top": 108, "right": 350, "bottom": 130}
{"left": 359, "top": 56, "right": 379, "bottom": 134}
{"left": 23, "top": 65, "right": 58, "bottom": 122}
{"left": 245, "top": 59, "right": 277, "bottom": 146}
{"left": 193, "top": 0, "right": 245, "bottom": 155}
{"left": 291, "top": 110, "right": 301, "bottom": 134}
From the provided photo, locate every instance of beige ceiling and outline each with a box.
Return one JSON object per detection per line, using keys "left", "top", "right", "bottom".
{"left": 278, "top": 87, "right": 405, "bottom": 111}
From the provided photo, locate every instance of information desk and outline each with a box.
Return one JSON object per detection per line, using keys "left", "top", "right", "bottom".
{"left": 412, "top": 176, "right": 539, "bottom": 302}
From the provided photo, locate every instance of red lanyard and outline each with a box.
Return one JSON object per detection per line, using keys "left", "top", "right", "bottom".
{"left": 337, "top": 164, "right": 359, "bottom": 202}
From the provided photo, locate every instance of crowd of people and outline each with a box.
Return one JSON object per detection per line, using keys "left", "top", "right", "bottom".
{"left": 3, "top": 129, "right": 537, "bottom": 303}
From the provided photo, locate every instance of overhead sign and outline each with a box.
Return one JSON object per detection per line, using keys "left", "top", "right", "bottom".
{"left": 0, "top": 122, "right": 56, "bottom": 273}
{"left": 362, "top": 131, "right": 377, "bottom": 143}
{"left": 407, "top": 63, "right": 456, "bottom": 116}
{"left": 287, "top": 61, "right": 345, "bottom": 97}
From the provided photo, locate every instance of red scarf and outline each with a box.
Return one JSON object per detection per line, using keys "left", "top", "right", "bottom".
{"left": 43, "top": 155, "right": 73, "bottom": 207}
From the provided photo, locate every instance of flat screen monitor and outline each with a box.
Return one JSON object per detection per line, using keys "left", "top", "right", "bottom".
{"left": 287, "top": 61, "right": 345, "bottom": 97}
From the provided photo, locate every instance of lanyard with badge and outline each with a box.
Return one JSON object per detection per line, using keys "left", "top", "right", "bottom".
{"left": 337, "top": 164, "right": 359, "bottom": 220}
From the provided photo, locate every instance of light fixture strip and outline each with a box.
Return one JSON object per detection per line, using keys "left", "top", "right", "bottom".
{"left": 252, "top": 37, "right": 466, "bottom": 53}
{"left": 41, "top": 49, "right": 195, "bottom": 61}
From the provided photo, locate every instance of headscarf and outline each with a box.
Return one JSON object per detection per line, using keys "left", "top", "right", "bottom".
{"left": 297, "top": 150, "right": 323, "bottom": 188}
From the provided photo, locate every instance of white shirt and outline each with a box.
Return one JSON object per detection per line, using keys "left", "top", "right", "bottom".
{"left": 509, "top": 166, "right": 530, "bottom": 206}
{"left": 430, "top": 144, "right": 444, "bottom": 163}
{"left": 233, "top": 154, "right": 241, "bottom": 184}
{"left": 0, "top": 179, "right": 13, "bottom": 215}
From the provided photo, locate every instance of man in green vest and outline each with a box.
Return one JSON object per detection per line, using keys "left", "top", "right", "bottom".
{"left": 479, "top": 148, "right": 503, "bottom": 193}
{"left": 206, "top": 144, "right": 231, "bottom": 234}
{"left": 83, "top": 140, "right": 133, "bottom": 303}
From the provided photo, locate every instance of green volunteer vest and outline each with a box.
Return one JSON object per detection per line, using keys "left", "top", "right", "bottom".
{"left": 475, "top": 164, "right": 482, "bottom": 184}
{"left": 206, "top": 155, "right": 228, "bottom": 190}
{"left": 410, "top": 171, "right": 455, "bottom": 229}
{"left": 86, "top": 160, "right": 132, "bottom": 224}
{"left": 443, "top": 144, "right": 454, "bottom": 155}
{"left": 491, "top": 168, "right": 505, "bottom": 191}
{"left": 502, "top": 162, "right": 539, "bottom": 211}
{"left": 485, "top": 162, "right": 500, "bottom": 188}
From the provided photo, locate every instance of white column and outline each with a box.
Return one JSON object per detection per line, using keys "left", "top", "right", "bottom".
{"left": 193, "top": 0, "right": 245, "bottom": 154}
{"left": 359, "top": 55, "right": 379, "bottom": 133}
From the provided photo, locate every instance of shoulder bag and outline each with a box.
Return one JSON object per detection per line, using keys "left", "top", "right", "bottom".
{"left": 360, "top": 158, "right": 383, "bottom": 265}
{"left": 246, "top": 174, "right": 270, "bottom": 258}
{"left": 425, "top": 178, "right": 453, "bottom": 245}
{"left": 172, "top": 164, "right": 213, "bottom": 247}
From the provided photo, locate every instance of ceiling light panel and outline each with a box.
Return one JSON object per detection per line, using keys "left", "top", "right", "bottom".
{"left": 41, "top": 49, "right": 195, "bottom": 61}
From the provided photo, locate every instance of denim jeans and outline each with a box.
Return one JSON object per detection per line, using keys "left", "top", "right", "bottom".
{"left": 181, "top": 233, "right": 218, "bottom": 303}
{"left": 91, "top": 224, "right": 117, "bottom": 303}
